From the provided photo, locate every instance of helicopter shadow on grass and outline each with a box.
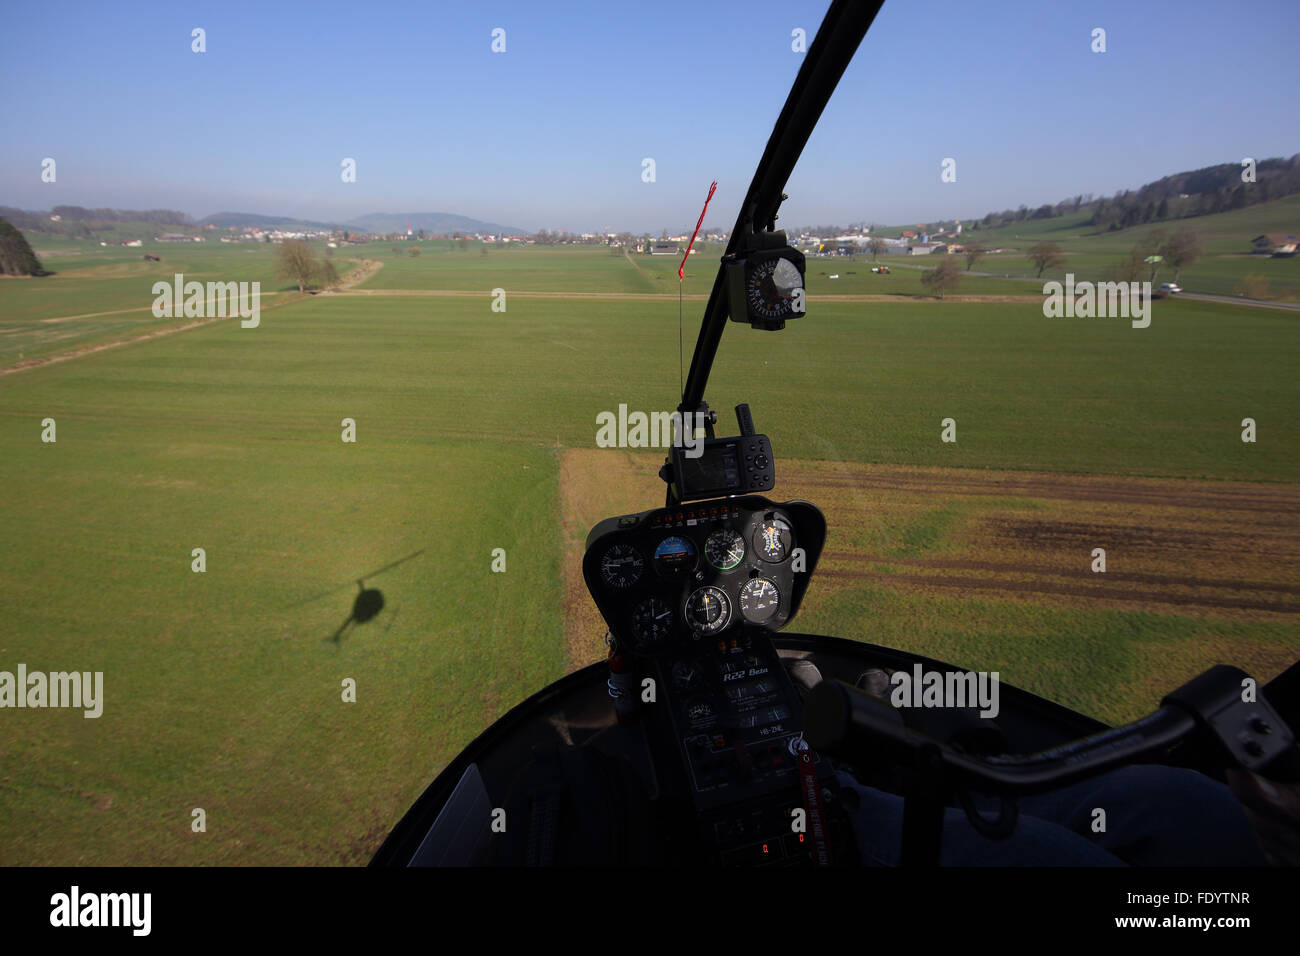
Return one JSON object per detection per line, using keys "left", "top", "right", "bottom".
{"left": 285, "top": 549, "right": 424, "bottom": 645}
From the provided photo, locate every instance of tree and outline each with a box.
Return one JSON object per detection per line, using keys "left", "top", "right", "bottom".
{"left": 867, "top": 236, "right": 887, "bottom": 261}
{"left": 1109, "top": 244, "right": 1147, "bottom": 283}
{"left": 0, "top": 217, "right": 44, "bottom": 275}
{"left": 920, "top": 257, "right": 962, "bottom": 298}
{"left": 963, "top": 242, "right": 986, "bottom": 272}
{"left": 1159, "top": 227, "right": 1203, "bottom": 283}
{"left": 1140, "top": 229, "right": 1167, "bottom": 283}
{"left": 275, "top": 239, "right": 317, "bottom": 293}
{"left": 315, "top": 259, "right": 340, "bottom": 290}
{"left": 1027, "top": 241, "right": 1066, "bottom": 278}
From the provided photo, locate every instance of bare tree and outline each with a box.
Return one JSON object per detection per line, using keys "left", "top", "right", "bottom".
{"left": 1109, "top": 244, "right": 1147, "bottom": 283}
{"left": 1027, "top": 241, "right": 1066, "bottom": 278}
{"left": 1140, "top": 229, "right": 1168, "bottom": 283}
{"left": 920, "top": 257, "right": 963, "bottom": 298}
{"left": 867, "top": 236, "right": 887, "bottom": 261}
{"left": 275, "top": 239, "right": 317, "bottom": 293}
{"left": 1159, "top": 227, "right": 1203, "bottom": 283}
{"left": 963, "top": 241, "right": 986, "bottom": 272}
{"left": 315, "top": 258, "right": 340, "bottom": 290}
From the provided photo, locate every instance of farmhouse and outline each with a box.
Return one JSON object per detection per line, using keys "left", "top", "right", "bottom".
{"left": 1251, "top": 234, "right": 1298, "bottom": 257}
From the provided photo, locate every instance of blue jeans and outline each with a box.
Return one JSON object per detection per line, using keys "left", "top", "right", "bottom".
{"left": 836, "top": 765, "right": 1266, "bottom": 866}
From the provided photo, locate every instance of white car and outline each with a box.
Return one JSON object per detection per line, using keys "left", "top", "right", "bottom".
{"left": 1159, "top": 282, "right": 1182, "bottom": 294}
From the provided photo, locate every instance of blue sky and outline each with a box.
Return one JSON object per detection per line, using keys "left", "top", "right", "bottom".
{"left": 2, "top": 0, "right": 1296, "bottom": 233}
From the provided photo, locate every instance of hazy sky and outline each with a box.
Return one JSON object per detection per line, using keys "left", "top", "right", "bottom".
{"left": 2, "top": 0, "right": 1296, "bottom": 233}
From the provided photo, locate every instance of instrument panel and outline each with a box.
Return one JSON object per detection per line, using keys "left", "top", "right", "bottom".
{"left": 582, "top": 496, "right": 826, "bottom": 655}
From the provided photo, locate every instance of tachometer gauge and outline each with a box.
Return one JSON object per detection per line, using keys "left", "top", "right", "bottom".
{"left": 684, "top": 586, "right": 731, "bottom": 636}
{"left": 654, "top": 535, "right": 697, "bottom": 577}
{"left": 600, "top": 544, "right": 643, "bottom": 589}
{"left": 704, "top": 528, "right": 745, "bottom": 571}
{"left": 754, "top": 515, "right": 793, "bottom": 563}
{"left": 739, "top": 577, "right": 780, "bottom": 624}
{"left": 631, "top": 597, "right": 673, "bottom": 644}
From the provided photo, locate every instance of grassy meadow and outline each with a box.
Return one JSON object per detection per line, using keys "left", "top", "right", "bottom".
{"left": 0, "top": 231, "right": 1296, "bottom": 863}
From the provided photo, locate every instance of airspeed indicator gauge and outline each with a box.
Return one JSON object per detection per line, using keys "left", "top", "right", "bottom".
{"left": 684, "top": 586, "right": 731, "bottom": 637}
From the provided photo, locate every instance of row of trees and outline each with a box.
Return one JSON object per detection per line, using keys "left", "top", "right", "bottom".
{"left": 49, "top": 205, "right": 192, "bottom": 225}
{"left": 970, "top": 155, "right": 1300, "bottom": 234}
{"left": 916, "top": 226, "right": 1204, "bottom": 297}
{"left": 1106, "top": 227, "right": 1203, "bottom": 284}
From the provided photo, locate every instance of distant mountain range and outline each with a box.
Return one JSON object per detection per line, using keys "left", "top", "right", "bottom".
{"left": 200, "top": 210, "right": 527, "bottom": 235}
{"left": 342, "top": 212, "right": 527, "bottom": 236}
{"left": 0, "top": 205, "right": 528, "bottom": 237}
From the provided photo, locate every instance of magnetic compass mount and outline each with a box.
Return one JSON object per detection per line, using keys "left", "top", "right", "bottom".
{"left": 725, "top": 229, "right": 806, "bottom": 331}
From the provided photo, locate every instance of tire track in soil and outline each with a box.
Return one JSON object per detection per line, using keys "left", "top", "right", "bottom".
{"left": 558, "top": 450, "right": 1300, "bottom": 661}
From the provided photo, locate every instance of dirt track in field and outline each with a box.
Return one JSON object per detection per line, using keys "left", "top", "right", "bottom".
{"left": 0, "top": 259, "right": 378, "bottom": 377}
{"left": 558, "top": 449, "right": 1300, "bottom": 670}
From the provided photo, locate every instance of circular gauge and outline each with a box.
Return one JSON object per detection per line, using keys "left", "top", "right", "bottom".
{"left": 754, "top": 515, "right": 794, "bottom": 563}
{"left": 599, "top": 544, "right": 643, "bottom": 589}
{"left": 631, "top": 597, "right": 673, "bottom": 644}
{"left": 747, "top": 256, "right": 804, "bottom": 320}
{"left": 704, "top": 528, "right": 745, "bottom": 571}
{"left": 739, "top": 577, "right": 781, "bottom": 624}
{"left": 684, "top": 586, "right": 731, "bottom": 637}
{"left": 671, "top": 660, "right": 701, "bottom": 689}
{"left": 653, "top": 535, "right": 697, "bottom": 577}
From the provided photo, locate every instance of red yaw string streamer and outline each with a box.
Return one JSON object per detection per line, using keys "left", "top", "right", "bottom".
{"left": 679, "top": 181, "right": 718, "bottom": 280}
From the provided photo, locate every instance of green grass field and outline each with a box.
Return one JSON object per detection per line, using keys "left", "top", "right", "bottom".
{"left": 1, "top": 241, "right": 360, "bottom": 365}
{"left": 895, "top": 194, "right": 1300, "bottom": 298}
{"left": 0, "top": 238, "right": 1296, "bottom": 864}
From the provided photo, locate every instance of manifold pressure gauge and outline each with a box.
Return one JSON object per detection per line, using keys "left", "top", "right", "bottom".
{"left": 726, "top": 229, "right": 806, "bottom": 331}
